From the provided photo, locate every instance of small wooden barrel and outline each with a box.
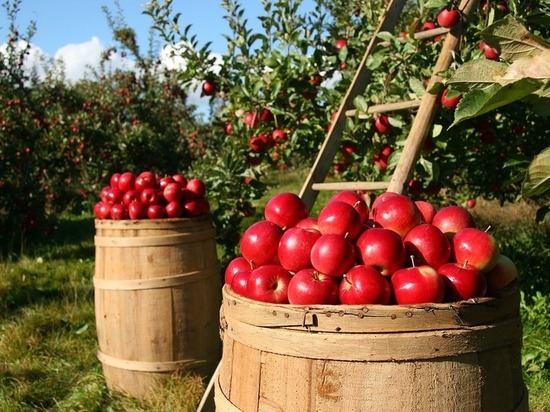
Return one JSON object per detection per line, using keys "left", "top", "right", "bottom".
{"left": 94, "top": 216, "right": 221, "bottom": 399}
{"left": 216, "top": 284, "right": 528, "bottom": 412}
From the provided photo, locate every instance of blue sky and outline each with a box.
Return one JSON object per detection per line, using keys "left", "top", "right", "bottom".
{"left": 6, "top": 1, "right": 269, "bottom": 112}
{"left": 15, "top": 0, "right": 265, "bottom": 56}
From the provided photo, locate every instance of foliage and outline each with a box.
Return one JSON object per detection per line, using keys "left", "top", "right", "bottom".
{"left": 146, "top": 0, "right": 549, "bottom": 220}
{"left": 0, "top": 0, "right": 204, "bottom": 256}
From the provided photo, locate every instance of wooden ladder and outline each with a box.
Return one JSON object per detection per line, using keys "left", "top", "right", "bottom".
{"left": 299, "top": 0, "right": 480, "bottom": 211}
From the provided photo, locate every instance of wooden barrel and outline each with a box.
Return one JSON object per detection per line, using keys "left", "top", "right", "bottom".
{"left": 94, "top": 216, "right": 221, "bottom": 399}
{"left": 216, "top": 283, "right": 528, "bottom": 412}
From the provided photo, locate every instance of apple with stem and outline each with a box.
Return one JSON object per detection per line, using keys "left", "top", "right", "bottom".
{"left": 356, "top": 227, "right": 406, "bottom": 276}
{"left": 391, "top": 260, "right": 445, "bottom": 304}
{"left": 246, "top": 264, "right": 292, "bottom": 303}
{"left": 328, "top": 190, "right": 369, "bottom": 224}
{"left": 310, "top": 234, "right": 355, "bottom": 278}
{"left": 452, "top": 227, "right": 500, "bottom": 273}
{"left": 339, "top": 265, "right": 391, "bottom": 305}
{"left": 438, "top": 261, "right": 487, "bottom": 302}
{"left": 437, "top": 8, "right": 461, "bottom": 28}
{"left": 404, "top": 223, "right": 451, "bottom": 270}
{"left": 287, "top": 268, "right": 339, "bottom": 305}
{"left": 317, "top": 200, "right": 362, "bottom": 240}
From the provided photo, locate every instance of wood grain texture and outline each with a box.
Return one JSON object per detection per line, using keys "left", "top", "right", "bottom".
{"left": 216, "top": 284, "right": 527, "bottom": 412}
{"left": 94, "top": 217, "right": 222, "bottom": 399}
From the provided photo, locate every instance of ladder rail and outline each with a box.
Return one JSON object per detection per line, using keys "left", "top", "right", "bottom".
{"left": 299, "top": 0, "right": 407, "bottom": 212}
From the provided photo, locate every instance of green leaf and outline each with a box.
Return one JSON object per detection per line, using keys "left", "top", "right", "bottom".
{"left": 409, "top": 77, "right": 425, "bottom": 98}
{"left": 447, "top": 59, "right": 509, "bottom": 86}
{"left": 522, "top": 146, "right": 550, "bottom": 198}
{"left": 353, "top": 95, "right": 369, "bottom": 113}
{"left": 424, "top": 0, "right": 447, "bottom": 8}
{"left": 451, "top": 79, "right": 541, "bottom": 127}
{"left": 481, "top": 15, "right": 550, "bottom": 62}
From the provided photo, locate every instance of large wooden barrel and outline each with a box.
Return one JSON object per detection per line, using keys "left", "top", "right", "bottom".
{"left": 216, "top": 284, "right": 527, "bottom": 412}
{"left": 94, "top": 216, "right": 221, "bottom": 399}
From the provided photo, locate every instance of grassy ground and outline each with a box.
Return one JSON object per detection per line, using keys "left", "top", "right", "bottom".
{"left": 0, "top": 168, "right": 548, "bottom": 411}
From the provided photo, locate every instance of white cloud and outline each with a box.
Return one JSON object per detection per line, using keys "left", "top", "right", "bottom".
{"left": 54, "top": 36, "right": 135, "bottom": 82}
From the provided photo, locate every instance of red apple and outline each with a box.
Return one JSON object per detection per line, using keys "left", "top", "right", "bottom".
{"left": 310, "top": 234, "right": 355, "bottom": 278}
{"left": 184, "top": 197, "right": 210, "bottom": 216}
{"left": 441, "top": 88, "right": 462, "bottom": 109}
{"left": 246, "top": 264, "right": 292, "bottom": 303}
{"left": 356, "top": 227, "right": 406, "bottom": 276}
{"left": 94, "top": 201, "right": 111, "bottom": 219}
{"left": 438, "top": 262, "right": 486, "bottom": 302}
{"left": 158, "top": 175, "right": 175, "bottom": 190}
{"left": 225, "top": 256, "right": 253, "bottom": 285}
{"left": 128, "top": 201, "right": 146, "bottom": 219}
{"left": 104, "top": 187, "right": 124, "bottom": 205}
{"left": 117, "top": 171, "right": 136, "bottom": 192}
{"left": 231, "top": 270, "right": 251, "bottom": 297}
{"left": 165, "top": 200, "right": 184, "bottom": 218}
{"left": 243, "top": 111, "right": 259, "bottom": 128}
{"left": 484, "top": 255, "right": 519, "bottom": 297}
{"left": 240, "top": 220, "right": 283, "bottom": 267}
{"left": 109, "top": 203, "right": 128, "bottom": 220}
{"left": 122, "top": 189, "right": 140, "bottom": 207}
{"left": 372, "top": 194, "right": 421, "bottom": 238}
{"left": 287, "top": 268, "right": 339, "bottom": 305}
{"left": 452, "top": 227, "right": 500, "bottom": 272}
{"left": 201, "top": 80, "right": 216, "bottom": 96}
{"left": 172, "top": 174, "right": 188, "bottom": 187}
{"left": 110, "top": 173, "right": 121, "bottom": 189}
{"left": 373, "top": 114, "right": 391, "bottom": 134}
{"left": 317, "top": 200, "right": 362, "bottom": 240}
{"left": 147, "top": 204, "right": 166, "bottom": 219}
{"left": 272, "top": 128, "right": 287, "bottom": 141}
{"left": 437, "top": 8, "right": 461, "bottom": 28}
{"left": 140, "top": 187, "right": 160, "bottom": 206}
{"left": 335, "top": 38, "right": 348, "bottom": 49}
{"left": 415, "top": 200, "right": 437, "bottom": 224}
{"left": 480, "top": 40, "right": 499, "bottom": 60}
{"left": 163, "top": 182, "right": 183, "bottom": 203}
{"left": 295, "top": 217, "right": 319, "bottom": 230}
{"left": 370, "top": 191, "right": 399, "bottom": 214}
{"left": 186, "top": 178, "right": 206, "bottom": 197}
{"left": 432, "top": 205, "right": 475, "bottom": 239}
{"left": 391, "top": 265, "right": 445, "bottom": 304}
{"left": 339, "top": 265, "right": 391, "bottom": 305}
{"left": 404, "top": 223, "right": 451, "bottom": 270}
{"left": 134, "top": 171, "right": 156, "bottom": 192}
{"left": 278, "top": 227, "right": 321, "bottom": 273}
{"left": 466, "top": 198, "right": 476, "bottom": 209}
{"left": 264, "top": 192, "right": 309, "bottom": 229}
{"left": 328, "top": 190, "right": 369, "bottom": 224}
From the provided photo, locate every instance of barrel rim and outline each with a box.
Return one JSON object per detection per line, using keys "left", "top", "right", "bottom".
{"left": 221, "top": 281, "right": 520, "bottom": 331}
{"left": 94, "top": 214, "right": 213, "bottom": 229}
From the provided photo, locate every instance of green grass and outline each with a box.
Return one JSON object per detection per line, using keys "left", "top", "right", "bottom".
{"left": 0, "top": 170, "right": 549, "bottom": 411}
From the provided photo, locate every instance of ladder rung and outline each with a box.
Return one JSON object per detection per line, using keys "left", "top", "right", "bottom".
{"left": 413, "top": 27, "right": 449, "bottom": 41}
{"left": 312, "top": 181, "right": 390, "bottom": 191}
{"left": 346, "top": 99, "right": 422, "bottom": 117}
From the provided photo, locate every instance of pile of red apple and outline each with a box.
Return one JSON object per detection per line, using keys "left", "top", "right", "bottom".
{"left": 225, "top": 191, "right": 519, "bottom": 305}
{"left": 93, "top": 171, "right": 210, "bottom": 220}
